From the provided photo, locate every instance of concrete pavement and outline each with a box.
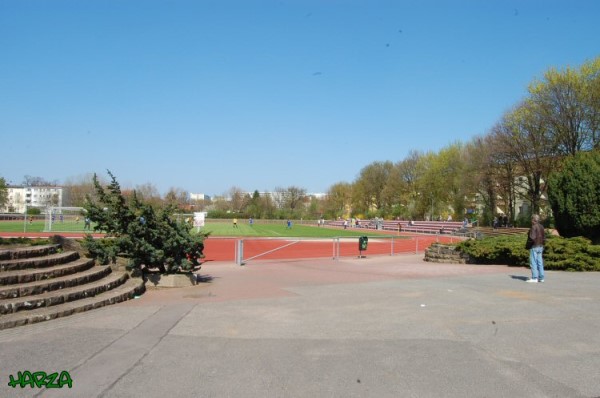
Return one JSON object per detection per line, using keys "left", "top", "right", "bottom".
{"left": 1, "top": 254, "right": 599, "bottom": 397}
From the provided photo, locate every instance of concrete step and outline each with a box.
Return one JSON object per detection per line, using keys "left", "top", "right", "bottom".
{"left": 0, "top": 265, "right": 113, "bottom": 299}
{"left": 0, "top": 271, "right": 129, "bottom": 315}
{"left": 0, "top": 277, "right": 145, "bottom": 330}
{"left": 0, "top": 257, "right": 96, "bottom": 285}
{"left": 0, "top": 244, "right": 59, "bottom": 261}
{"left": 0, "top": 251, "right": 80, "bottom": 272}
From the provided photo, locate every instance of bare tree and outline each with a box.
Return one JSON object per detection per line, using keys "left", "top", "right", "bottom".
{"left": 272, "top": 187, "right": 288, "bottom": 210}
{"left": 286, "top": 186, "right": 306, "bottom": 213}
{"left": 228, "top": 186, "right": 245, "bottom": 212}
{"left": 134, "top": 182, "right": 162, "bottom": 208}
{"left": 165, "top": 187, "right": 190, "bottom": 209}
{"left": 465, "top": 135, "right": 510, "bottom": 225}
{"left": 491, "top": 101, "right": 557, "bottom": 216}
{"left": 22, "top": 175, "right": 57, "bottom": 186}
{"left": 63, "top": 173, "right": 97, "bottom": 207}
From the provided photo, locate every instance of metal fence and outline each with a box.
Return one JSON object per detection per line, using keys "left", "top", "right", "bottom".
{"left": 200, "top": 235, "right": 465, "bottom": 265}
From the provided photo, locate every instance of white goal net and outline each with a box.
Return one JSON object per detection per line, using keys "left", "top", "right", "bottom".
{"left": 44, "top": 207, "right": 89, "bottom": 233}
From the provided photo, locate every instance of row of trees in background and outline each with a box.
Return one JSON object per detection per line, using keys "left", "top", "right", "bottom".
{"left": 324, "top": 56, "right": 600, "bottom": 228}
{"left": 59, "top": 175, "right": 319, "bottom": 220}
{"left": 0, "top": 172, "right": 318, "bottom": 220}
{"left": 2, "top": 57, "right": 598, "bottom": 230}
{"left": 209, "top": 186, "right": 319, "bottom": 220}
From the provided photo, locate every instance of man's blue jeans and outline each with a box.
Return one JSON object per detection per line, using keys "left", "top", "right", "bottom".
{"left": 529, "top": 246, "right": 545, "bottom": 281}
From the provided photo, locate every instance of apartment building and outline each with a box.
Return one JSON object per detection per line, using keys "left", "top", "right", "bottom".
{"left": 1, "top": 186, "right": 63, "bottom": 213}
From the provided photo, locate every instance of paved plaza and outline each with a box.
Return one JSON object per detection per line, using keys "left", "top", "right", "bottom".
{"left": 1, "top": 254, "right": 599, "bottom": 398}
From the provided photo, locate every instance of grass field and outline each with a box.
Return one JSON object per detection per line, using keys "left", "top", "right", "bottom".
{"left": 0, "top": 220, "right": 94, "bottom": 233}
{"left": 1, "top": 220, "right": 50, "bottom": 233}
{"left": 0, "top": 219, "right": 405, "bottom": 239}
{"left": 199, "top": 222, "right": 401, "bottom": 238}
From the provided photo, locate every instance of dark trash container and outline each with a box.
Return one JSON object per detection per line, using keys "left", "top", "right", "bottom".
{"left": 359, "top": 236, "right": 368, "bottom": 251}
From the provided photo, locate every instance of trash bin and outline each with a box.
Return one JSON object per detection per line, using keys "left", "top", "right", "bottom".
{"left": 359, "top": 236, "right": 368, "bottom": 251}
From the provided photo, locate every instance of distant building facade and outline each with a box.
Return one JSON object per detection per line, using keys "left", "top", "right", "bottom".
{"left": 190, "top": 193, "right": 211, "bottom": 201}
{"left": 1, "top": 186, "right": 63, "bottom": 213}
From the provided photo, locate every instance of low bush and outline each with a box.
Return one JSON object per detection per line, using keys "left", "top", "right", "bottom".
{"left": 456, "top": 234, "right": 600, "bottom": 271}
{"left": 0, "top": 237, "right": 50, "bottom": 246}
{"left": 457, "top": 235, "right": 528, "bottom": 266}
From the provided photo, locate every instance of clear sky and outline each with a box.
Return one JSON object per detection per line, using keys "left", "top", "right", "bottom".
{"left": 1, "top": 1, "right": 599, "bottom": 196}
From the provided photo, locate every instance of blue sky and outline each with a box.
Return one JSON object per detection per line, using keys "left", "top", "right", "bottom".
{"left": 1, "top": 1, "right": 599, "bottom": 196}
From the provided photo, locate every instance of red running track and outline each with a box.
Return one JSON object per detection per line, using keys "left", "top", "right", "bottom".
{"left": 0, "top": 232, "right": 462, "bottom": 263}
{"left": 202, "top": 236, "right": 461, "bottom": 262}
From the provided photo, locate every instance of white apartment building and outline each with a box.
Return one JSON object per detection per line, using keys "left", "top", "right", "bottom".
{"left": 190, "top": 193, "right": 211, "bottom": 201}
{"left": 2, "top": 186, "right": 63, "bottom": 213}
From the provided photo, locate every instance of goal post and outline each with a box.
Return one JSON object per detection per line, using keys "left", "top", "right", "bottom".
{"left": 44, "top": 207, "right": 88, "bottom": 233}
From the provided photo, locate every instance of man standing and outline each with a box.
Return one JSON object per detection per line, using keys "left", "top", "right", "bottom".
{"left": 526, "top": 214, "right": 545, "bottom": 283}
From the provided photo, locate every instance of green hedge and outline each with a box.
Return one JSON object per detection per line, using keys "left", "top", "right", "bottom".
{"left": 0, "top": 237, "right": 50, "bottom": 246}
{"left": 456, "top": 234, "right": 600, "bottom": 271}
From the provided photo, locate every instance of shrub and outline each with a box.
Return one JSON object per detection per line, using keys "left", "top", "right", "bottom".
{"left": 0, "top": 237, "right": 50, "bottom": 246}
{"left": 543, "top": 236, "right": 600, "bottom": 271}
{"left": 548, "top": 150, "right": 600, "bottom": 244}
{"left": 82, "top": 236, "right": 118, "bottom": 265}
{"left": 456, "top": 234, "right": 600, "bottom": 271}
{"left": 82, "top": 171, "right": 206, "bottom": 274}
{"left": 457, "top": 235, "right": 529, "bottom": 266}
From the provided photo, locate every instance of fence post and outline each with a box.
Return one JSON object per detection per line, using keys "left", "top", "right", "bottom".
{"left": 391, "top": 237, "right": 394, "bottom": 256}
{"left": 235, "top": 240, "right": 238, "bottom": 265}
{"left": 332, "top": 238, "right": 340, "bottom": 260}
{"left": 415, "top": 238, "right": 419, "bottom": 254}
{"left": 235, "top": 239, "right": 244, "bottom": 266}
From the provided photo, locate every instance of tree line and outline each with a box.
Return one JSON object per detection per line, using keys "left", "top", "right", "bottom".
{"left": 0, "top": 172, "right": 319, "bottom": 220}
{"left": 323, "top": 56, "right": 600, "bottom": 227}
{"left": 2, "top": 57, "right": 598, "bottom": 226}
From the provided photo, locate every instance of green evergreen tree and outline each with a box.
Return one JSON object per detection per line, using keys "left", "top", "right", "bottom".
{"left": 548, "top": 150, "right": 600, "bottom": 243}
{"left": 0, "top": 177, "right": 8, "bottom": 210}
{"left": 83, "top": 171, "right": 205, "bottom": 273}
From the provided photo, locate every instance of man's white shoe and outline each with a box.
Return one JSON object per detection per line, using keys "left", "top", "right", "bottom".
{"left": 526, "top": 278, "right": 538, "bottom": 283}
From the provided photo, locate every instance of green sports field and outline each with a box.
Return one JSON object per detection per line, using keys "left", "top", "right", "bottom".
{"left": 0, "top": 219, "right": 404, "bottom": 239}
{"left": 0, "top": 220, "right": 94, "bottom": 233}
{"left": 199, "top": 222, "right": 399, "bottom": 238}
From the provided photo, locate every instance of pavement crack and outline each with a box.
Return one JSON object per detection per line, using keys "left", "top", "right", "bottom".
{"left": 97, "top": 303, "right": 198, "bottom": 398}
